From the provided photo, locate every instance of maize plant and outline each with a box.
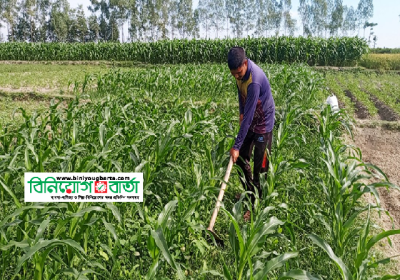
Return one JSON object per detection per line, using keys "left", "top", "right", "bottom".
{"left": 0, "top": 37, "right": 367, "bottom": 66}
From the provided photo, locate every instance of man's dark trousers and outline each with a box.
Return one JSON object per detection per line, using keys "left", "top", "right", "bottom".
{"left": 236, "top": 130, "right": 273, "bottom": 205}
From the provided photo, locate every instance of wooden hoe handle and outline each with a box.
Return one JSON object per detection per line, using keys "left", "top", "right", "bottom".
{"left": 207, "top": 157, "right": 234, "bottom": 232}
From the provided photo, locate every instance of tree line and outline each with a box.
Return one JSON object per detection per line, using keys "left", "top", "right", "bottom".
{"left": 0, "top": 0, "right": 374, "bottom": 43}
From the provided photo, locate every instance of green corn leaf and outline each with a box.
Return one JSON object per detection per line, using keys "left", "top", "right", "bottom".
{"left": 15, "top": 239, "right": 85, "bottom": 274}
{"left": 279, "top": 269, "right": 323, "bottom": 280}
{"left": 146, "top": 258, "right": 160, "bottom": 280}
{"left": 71, "top": 206, "right": 107, "bottom": 217}
{"left": 247, "top": 217, "right": 284, "bottom": 258}
{"left": 308, "top": 234, "right": 353, "bottom": 280}
{"left": 106, "top": 203, "right": 121, "bottom": 222}
{"left": 367, "top": 230, "right": 400, "bottom": 251}
{"left": 151, "top": 228, "right": 185, "bottom": 280}
{"left": 0, "top": 240, "right": 29, "bottom": 251}
{"left": 254, "top": 252, "right": 298, "bottom": 280}
{"left": 0, "top": 205, "right": 45, "bottom": 228}
{"left": 101, "top": 218, "right": 118, "bottom": 241}
{"left": 99, "top": 123, "right": 105, "bottom": 147}
{"left": 157, "top": 200, "right": 177, "bottom": 230}
{"left": 0, "top": 178, "right": 22, "bottom": 208}
{"left": 222, "top": 256, "right": 233, "bottom": 280}
{"left": 34, "top": 219, "right": 51, "bottom": 243}
{"left": 147, "top": 233, "right": 159, "bottom": 260}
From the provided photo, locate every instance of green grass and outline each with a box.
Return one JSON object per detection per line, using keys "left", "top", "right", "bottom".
{"left": 0, "top": 63, "right": 112, "bottom": 94}
{"left": 0, "top": 62, "right": 114, "bottom": 128}
{"left": 0, "top": 92, "right": 54, "bottom": 128}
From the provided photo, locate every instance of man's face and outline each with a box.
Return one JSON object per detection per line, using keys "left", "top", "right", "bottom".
{"left": 230, "top": 60, "right": 248, "bottom": 80}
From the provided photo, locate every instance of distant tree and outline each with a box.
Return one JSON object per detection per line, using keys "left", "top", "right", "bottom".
{"left": 224, "top": 0, "right": 235, "bottom": 38}
{"left": 298, "top": 0, "right": 313, "bottom": 36}
{"left": 226, "top": 0, "right": 245, "bottom": 38}
{"left": 113, "top": 0, "right": 129, "bottom": 42}
{"left": 0, "top": 0, "right": 3, "bottom": 20}
{"left": 108, "top": 11, "right": 119, "bottom": 41}
{"left": 13, "top": 0, "right": 38, "bottom": 42}
{"left": 155, "top": 0, "right": 170, "bottom": 39}
{"left": 89, "top": 0, "right": 119, "bottom": 41}
{"left": 74, "top": 5, "right": 89, "bottom": 42}
{"left": 243, "top": 0, "right": 256, "bottom": 37}
{"left": 36, "top": 0, "right": 51, "bottom": 42}
{"left": 364, "top": 21, "right": 377, "bottom": 46}
{"left": 98, "top": 14, "right": 108, "bottom": 40}
{"left": 196, "top": 0, "right": 211, "bottom": 38}
{"left": 356, "top": 0, "right": 373, "bottom": 37}
{"left": 127, "top": 0, "right": 140, "bottom": 41}
{"left": 327, "top": 0, "right": 343, "bottom": 36}
{"left": 309, "top": 0, "right": 328, "bottom": 37}
{"left": 1, "top": 0, "right": 19, "bottom": 41}
{"left": 267, "top": 0, "right": 283, "bottom": 36}
{"left": 372, "top": 34, "right": 377, "bottom": 48}
{"left": 192, "top": 8, "right": 200, "bottom": 38}
{"left": 175, "top": 0, "right": 196, "bottom": 39}
{"left": 168, "top": 0, "right": 178, "bottom": 38}
{"left": 144, "top": 0, "right": 158, "bottom": 40}
{"left": 282, "top": 0, "right": 297, "bottom": 36}
{"left": 254, "top": 0, "right": 268, "bottom": 37}
{"left": 14, "top": 12, "right": 31, "bottom": 41}
{"left": 342, "top": 5, "right": 357, "bottom": 36}
{"left": 210, "top": 0, "right": 226, "bottom": 38}
{"left": 88, "top": 14, "right": 100, "bottom": 41}
{"left": 48, "top": 0, "right": 71, "bottom": 42}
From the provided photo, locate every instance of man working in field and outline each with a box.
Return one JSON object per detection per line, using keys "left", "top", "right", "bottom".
{"left": 228, "top": 47, "right": 275, "bottom": 221}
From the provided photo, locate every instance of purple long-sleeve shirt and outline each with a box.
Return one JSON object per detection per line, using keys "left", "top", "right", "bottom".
{"left": 233, "top": 59, "right": 275, "bottom": 151}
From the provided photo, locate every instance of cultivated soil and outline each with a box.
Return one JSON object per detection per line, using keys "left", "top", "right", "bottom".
{"left": 352, "top": 126, "right": 400, "bottom": 272}
{"left": 368, "top": 94, "right": 400, "bottom": 121}
{"left": 338, "top": 87, "right": 400, "bottom": 272}
{"left": 344, "top": 89, "right": 370, "bottom": 119}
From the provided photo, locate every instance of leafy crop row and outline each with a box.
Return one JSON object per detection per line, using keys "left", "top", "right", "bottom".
{"left": 0, "top": 37, "right": 368, "bottom": 66}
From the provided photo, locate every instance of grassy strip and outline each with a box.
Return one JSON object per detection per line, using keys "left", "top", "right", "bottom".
{"left": 359, "top": 54, "right": 400, "bottom": 70}
{"left": 0, "top": 63, "right": 111, "bottom": 94}
{"left": 0, "top": 94, "right": 50, "bottom": 128}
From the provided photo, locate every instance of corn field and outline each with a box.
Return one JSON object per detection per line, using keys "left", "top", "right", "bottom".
{"left": 0, "top": 63, "right": 399, "bottom": 279}
{"left": 0, "top": 37, "right": 368, "bottom": 66}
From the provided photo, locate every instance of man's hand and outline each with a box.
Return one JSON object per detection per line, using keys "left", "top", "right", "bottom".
{"left": 239, "top": 114, "right": 243, "bottom": 126}
{"left": 230, "top": 148, "right": 239, "bottom": 163}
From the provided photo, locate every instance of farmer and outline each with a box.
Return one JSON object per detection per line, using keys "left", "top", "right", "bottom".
{"left": 228, "top": 47, "right": 275, "bottom": 221}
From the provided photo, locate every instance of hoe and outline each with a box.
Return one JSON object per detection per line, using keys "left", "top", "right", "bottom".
{"left": 207, "top": 156, "right": 234, "bottom": 247}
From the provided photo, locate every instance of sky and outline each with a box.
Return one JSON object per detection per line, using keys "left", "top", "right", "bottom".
{"left": 3, "top": 0, "right": 400, "bottom": 48}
